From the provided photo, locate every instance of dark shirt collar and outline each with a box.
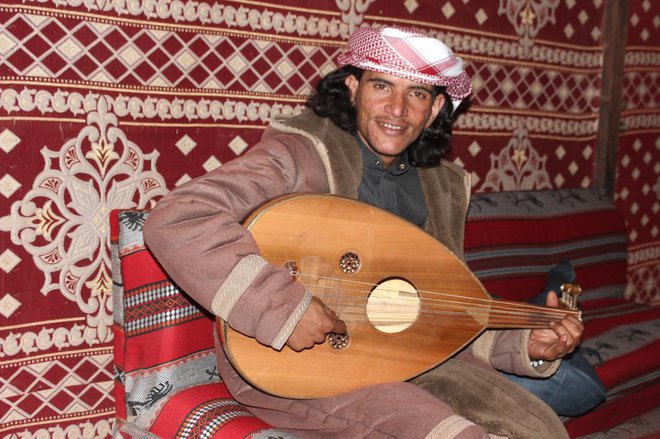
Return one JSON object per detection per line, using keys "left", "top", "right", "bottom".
{"left": 354, "top": 134, "right": 410, "bottom": 175}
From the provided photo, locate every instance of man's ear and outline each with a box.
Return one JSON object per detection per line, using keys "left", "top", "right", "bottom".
{"left": 425, "top": 94, "right": 445, "bottom": 128}
{"left": 344, "top": 74, "right": 359, "bottom": 102}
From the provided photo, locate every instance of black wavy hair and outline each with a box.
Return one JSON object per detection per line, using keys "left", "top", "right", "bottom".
{"left": 306, "top": 65, "right": 455, "bottom": 168}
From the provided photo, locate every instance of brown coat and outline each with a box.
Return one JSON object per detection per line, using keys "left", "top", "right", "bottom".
{"left": 144, "top": 111, "right": 567, "bottom": 438}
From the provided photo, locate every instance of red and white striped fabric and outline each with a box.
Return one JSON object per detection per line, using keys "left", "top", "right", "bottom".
{"left": 338, "top": 26, "right": 472, "bottom": 109}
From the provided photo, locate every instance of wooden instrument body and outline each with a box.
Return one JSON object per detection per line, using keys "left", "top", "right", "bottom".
{"left": 218, "top": 194, "right": 491, "bottom": 399}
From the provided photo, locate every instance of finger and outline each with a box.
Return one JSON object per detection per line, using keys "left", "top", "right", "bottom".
{"left": 313, "top": 331, "right": 328, "bottom": 344}
{"left": 545, "top": 290, "right": 559, "bottom": 308}
{"left": 545, "top": 334, "right": 570, "bottom": 359}
{"left": 550, "top": 322, "right": 579, "bottom": 354}
{"left": 287, "top": 339, "right": 306, "bottom": 352}
{"left": 566, "top": 315, "right": 584, "bottom": 333}
{"left": 322, "top": 305, "right": 347, "bottom": 334}
{"left": 322, "top": 304, "right": 338, "bottom": 320}
{"left": 555, "top": 317, "right": 584, "bottom": 344}
{"left": 560, "top": 317, "right": 584, "bottom": 341}
{"left": 550, "top": 321, "right": 571, "bottom": 340}
{"left": 322, "top": 314, "right": 346, "bottom": 335}
{"left": 333, "top": 318, "right": 347, "bottom": 334}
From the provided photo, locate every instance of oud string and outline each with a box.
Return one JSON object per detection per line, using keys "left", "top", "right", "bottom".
{"left": 290, "top": 272, "right": 577, "bottom": 323}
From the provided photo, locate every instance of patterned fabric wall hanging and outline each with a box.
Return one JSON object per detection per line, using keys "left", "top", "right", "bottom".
{"left": 0, "top": 0, "right": 658, "bottom": 436}
{"left": 618, "top": 0, "right": 659, "bottom": 305}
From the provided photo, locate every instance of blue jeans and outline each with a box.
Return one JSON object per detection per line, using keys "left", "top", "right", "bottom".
{"left": 501, "top": 261, "right": 606, "bottom": 416}
{"left": 503, "top": 351, "right": 606, "bottom": 416}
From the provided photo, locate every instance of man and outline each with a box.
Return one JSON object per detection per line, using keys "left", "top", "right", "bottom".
{"left": 144, "top": 26, "right": 585, "bottom": 438}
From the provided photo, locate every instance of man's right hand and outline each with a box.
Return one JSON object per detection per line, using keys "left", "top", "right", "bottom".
{"left": 286, "top": 296, "right": 347, "bottom": 351}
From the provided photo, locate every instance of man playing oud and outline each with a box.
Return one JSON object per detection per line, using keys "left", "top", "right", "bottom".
{"left": 145, "top": 26, "right": 588, "bottom": 438}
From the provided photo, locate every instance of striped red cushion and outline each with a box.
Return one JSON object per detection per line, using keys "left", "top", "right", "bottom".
{"left": 564, "top": 380, "right": 660, "bottom": 438}
{"left": 464, "top": 189, "right": 627, "bottom": 303}
{"left": 579, "top": 298, "right": 660, "bottom": 389}
{"left": 463, "top": 191, "right": 660, "bottom": 437}
{"left": 112, "top": 210, "right": 282, "bottom": 437}
{"left": 147, "top": 383, "right": 271, "bottom": 439}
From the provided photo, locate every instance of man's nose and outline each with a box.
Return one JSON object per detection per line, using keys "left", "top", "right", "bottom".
{"left": 385, "top": 92, "right": 407, "bottom": 117}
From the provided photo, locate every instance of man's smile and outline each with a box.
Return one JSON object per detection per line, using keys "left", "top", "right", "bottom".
{"left": 379, "top": 121, "right": 406, "bottom": 131}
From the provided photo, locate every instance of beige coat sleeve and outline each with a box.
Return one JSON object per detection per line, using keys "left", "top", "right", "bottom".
{"left": 469, "top": 329, "right": 560, "bottom": 377}
{"left": 143, "top": 130, "right": 329, "bottom": 349}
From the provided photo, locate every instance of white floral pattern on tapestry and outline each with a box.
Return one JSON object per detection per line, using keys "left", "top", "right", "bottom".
{"left": 0, "top": 98, "right": 167, "bottom": 344}
{"left": 337, "top": 0, "right": 376, "bottom": 34}
{"left": 480, "top": 120, "right": 552, "bottom": 191}
{"left": 23, "top": 0, "right": 363, "bottom": 40}
{"left": 498, "top": 0, "right": 560, "bottom": 57}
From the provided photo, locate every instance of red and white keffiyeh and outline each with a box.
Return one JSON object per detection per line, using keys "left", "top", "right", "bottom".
{"left": 338, "top": 26, "right": 472, "bottom": 110}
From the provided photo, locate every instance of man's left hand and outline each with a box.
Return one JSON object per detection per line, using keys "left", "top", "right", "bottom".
{"left": 527, "top": 291, "right": 584, "bottom": 361}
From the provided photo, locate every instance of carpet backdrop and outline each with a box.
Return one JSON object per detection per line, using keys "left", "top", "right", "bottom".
{"left": 0, "top": 0, "right": 658, "bottom": 436}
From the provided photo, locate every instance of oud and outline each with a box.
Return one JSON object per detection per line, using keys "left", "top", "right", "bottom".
{"left": 218, "top": 194, "right": 581, "bottom": 399}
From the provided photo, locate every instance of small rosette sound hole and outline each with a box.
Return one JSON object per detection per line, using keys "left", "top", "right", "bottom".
{"left": 338, "top": 251, "right": 361, "bottom": 274}
{"left": 328, "top": 332, "right": 350, "bottom": 351}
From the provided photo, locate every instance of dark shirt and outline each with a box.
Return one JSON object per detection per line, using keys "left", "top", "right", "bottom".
{"left": 355, "top": 135, "right": 428, "bottom": 227}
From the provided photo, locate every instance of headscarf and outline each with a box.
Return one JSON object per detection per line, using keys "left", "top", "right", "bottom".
{"left": 338, "top": 26, "right": 472, "bottom": 111}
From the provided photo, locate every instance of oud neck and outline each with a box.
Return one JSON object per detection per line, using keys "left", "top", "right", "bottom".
{"left": 486, "top": 299, "right": 581, "bottom": 329}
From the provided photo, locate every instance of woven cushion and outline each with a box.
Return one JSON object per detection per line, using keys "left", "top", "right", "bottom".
{"left": 579, "top": 298, "right": 660, "bottom": 390}
{"left": 115, "top": 210, "right": 219, "bottom": 418}
{"left": 463, "top": 190, "right": 660, "bottom": 437}
{"left": 564, "top": 371, "right": 660, "bottom": 437}
{"left": 464, "top": 189, "right": 628, "bottom": 304}
{"left": 137, "top": 383, "right": 275, "bottom": 439}
{"left": 111, "top": 210, "right": 288, "bottom": 438}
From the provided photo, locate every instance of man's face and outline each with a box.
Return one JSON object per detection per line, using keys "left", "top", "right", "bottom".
{"left": 345, "top": 71, "right": 445, "bottom": 168}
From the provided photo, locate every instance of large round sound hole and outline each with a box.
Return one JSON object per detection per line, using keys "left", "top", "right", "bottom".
{"left": 366, "top": 279, "right": 420, "bottom": 333}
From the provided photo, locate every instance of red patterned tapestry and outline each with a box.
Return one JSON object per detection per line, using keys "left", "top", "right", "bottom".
{"left": 618, "top": 0, "right": 659, "bottom": 305}
{"left": 0, "top": 0, "right": 658, "bottom": 436}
